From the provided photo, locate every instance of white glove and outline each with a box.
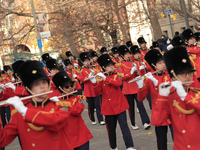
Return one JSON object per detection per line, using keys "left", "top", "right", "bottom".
{"left": 12, "top": 78, "right": 15, "bottom": 82}
{"left": 136, "top": 76, "right": 144, "bottom": 89}
{"left": 6, "top": 96, "right": 27, "bottom": 116}
{"left": 171, "top": 81, "right": 187, "bottom": 101}
{"left": 145, "top": 72, "right": 158, "bottom": 86}
{"left": 50, "top": 96, "right": 60, "bottom": 102}
{"left": 139, "top": 65, "right": 146, "bottom": 70}
{"left": 159, "top": 82, "right": 172, "bottom": 96}
{"left": 5, "top": 82, "right": 16, "bottom": 91}
{"left": 97, "top": 72, "right": 106, "bottom": 80}
{"left": 130, "top": 66, "right": 137, "bottom": 75}
{"left": 74, "top": 63, "right": 78, "bottom": 67}
{"left": 89, "top": 72, "right": 96, "bottom": 83}
{"left": 73, "top": 74, "right": 77, "bottom": 78}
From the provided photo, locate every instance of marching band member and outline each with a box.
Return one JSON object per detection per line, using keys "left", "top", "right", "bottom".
{"left": 0, "top": 60, "right": 73, "bottom": 149}
{"left": 137, "top": 37, "right": 149, "bottom": 59}
{"left": 111, "top": 47, "right": 122, "bottom": 70}
{"left": 135, "top": 49, "right": 173, "bottom": 150}
{"left": 90, "top": 54, "right": 136, "bottom": 150}
{"left": 41, "top": 53, "right": 51, "bottom": 75}
{"left": 77, "top": 52, "right": 104, "bottom": 125}
{"left": 52, "top": 71, "right": 93, "bottom": 150}
{"left": 2, "top": 65, "right": 14, "bottom": 84}
{"left": 118, "top": 45, "right": 150, "bottom": 130}
{"left": 181, "top": 29, "right": 200, "bottom": 81}
{"left": 156, "top": 47, "right": 200, "bottom": 150}
{"left": 45, "top": 58, "right": 61, "bottom": 97}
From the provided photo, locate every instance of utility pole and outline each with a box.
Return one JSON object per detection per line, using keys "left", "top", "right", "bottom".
{"left": 180, "top": 0, "right": 190, "bottom": 29}
{"left": 30, "top": 0, "right": 43, "bottom": 56}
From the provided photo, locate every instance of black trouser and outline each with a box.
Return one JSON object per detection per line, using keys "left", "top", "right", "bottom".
{"left": 126, "top": 94, "right": 150, "bottom": 126}
{"left": 0, "top": 106, "right": 11, "bottom": 127}
{"left": 147, "top": 93, "right": 152, "bottom": 110}
{"left": 155, "top": 124, "right": 174, "bottom": 150}
{"left": 87, "top": 96, "right": 103, "bottom": 123}
{"left": 105, "top": 111, "right": 134, "bottom": 149}
{"left": 74, "top": 141, "right": 89, "bottom": 150}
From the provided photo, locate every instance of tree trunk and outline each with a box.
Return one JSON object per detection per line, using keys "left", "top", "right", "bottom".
{"left": 64, "top": 19, "right": 79, "bottom": 57}
{"left": 146, "top": 0, "right": 162, "bottom": 40}
{"left": 112, "top": 0, "right": 128, "bottom": 43}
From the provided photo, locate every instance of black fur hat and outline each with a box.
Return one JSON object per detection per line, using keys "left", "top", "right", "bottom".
{"left": 90, "top": 51, "right": 98, "bottom": 57}
{"left": 194, "top": 32, "right": 200, "bottom": 41}
{"left": 64, "top": 59, "right": 72, "bottom": 66}
{"left": 65, "top": 51, "right": 73, "bottom": 57}
{"left": 145, "top": 49, "right": 163, "bottom": 70}
{"left": 171, "top": 36, "right": 186, "bottom": 47}
{"left": 12, "top": 60, "right": 25, "bottom": 78}
{"left": 3, "top": 65, "right": 11, "bottom": 72}
{"left": 17, "top": 60, "right": 50, "bottom": 91}
{"left": 118, "top": 45, "right": 131, "bottom": 57}
{"left": 152, "top": 42, "right": 159, "bottom": 48}
{"left": 99, "top": 47, "right": 107, "bottom": 54}
{"left": 52, "top": 71, "right": 75, "bottom": 93}
{"left": 164, "top": 46, "right": 195, "bottom": 78}
{"left": 42, "top": 53, "right": 50, "bottom": 63}
{"left": 126, "top": 41, "right": 133, "bottom": 47}
{"left": 97, "top": 54, "right": 115, "bottom": 70}
{"left": 137, "top": 37, "right": 147, "bottom": 44}
{"left": 46, "top": 59, "right": 59, "bottom": 71}
{"left": 111, "top": 47, "right": 118, "bottom": 54}
{"left": 80, "top": 52, "right": 89, "bottom": 62}
{"left": 130, "top": 45, "right": 141, "bottom": 55}
{"left": 181, "top": 29, "right": 195, "bottom": 42}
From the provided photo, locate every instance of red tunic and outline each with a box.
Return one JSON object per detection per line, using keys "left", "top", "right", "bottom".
{"left": 140, "top": 49, "right": 148, "bottom": 60}
{"left": 120, "top": 60, "right": 139, "bottom": 94}
{"left": 187, "top": 46, "right": 200, "bottom": 78}
{"left": 155, "top": 84, "right": 200, "bottom": 150}
{"left": 94, "top": 73, "right": 129, "bottom": 115}
{"left": 0, "top": 99, "right": 73, "bottom": 150}
{"left": 66, "top": 69, "right": 82, "bottom": 90}
{"left": 49, "top": 77, "right": 62, "bottom": 98}
{"left": 137, "top": 72, "right": 171, "bottom": 126}
{"left": 78, "top": 67, "right": 101, "bottom": 97}
{"left": 61, "top": 95, "right": 93, "bottom": 148}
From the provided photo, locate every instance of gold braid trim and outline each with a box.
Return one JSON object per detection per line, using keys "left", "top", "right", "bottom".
{"left": 56, "top": 101, "right": 71, "bottom": 107}
{"left": 122, "top": 64, "right": 132, "bottom": 69}
{"left": 27, "top": 123, "right": 45, "bottom": 131}
{"left": 11, "top": 109, "right": 17, "bottom": 116}
{"left": 189, "top": 55, "right": 197, "bottom": 75}
{"left": 173, "top": 100, "right": 195, "bottom": 114}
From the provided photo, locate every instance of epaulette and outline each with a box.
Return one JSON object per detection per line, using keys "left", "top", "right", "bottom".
{"left": 117, "top": 73, "right": 124, "bottom": 77}
{"left": 11, "top": 109, "right": 18, "bottom": 116}
{"left": 77, "top": 95, "right": 86, "bottom": 100}
{"left": 56, "top": 101, "right": 71, "bottom": 107}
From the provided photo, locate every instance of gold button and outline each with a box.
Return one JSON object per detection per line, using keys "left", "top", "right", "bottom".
{"left": 27, "top": 128, "right": 30, "bottom": 132}
{"left": 106, "top": 91, "right": 108, "bottom": 93}
{"left": 173, "top": 100, "right": 176, "bottom": 103}
{"left": 55, "top": 137, "right": 57, "bottom": 140}
{"left": 32, "top": 143, "right": 35, "bottom": 147}
{"left": 109, "top": 99, "right": 110, "bottom": 101}
{"left": 187, "top": 145, "right": 191, "bottom": 148}
{"left": 179, "top": 114, "right": 182, "bottom": 117}
{"left": 155, "top": 88, "right": 158, "bottom": 90}
{"left": 182, "top": 130, "right": 186, "bottom": 133}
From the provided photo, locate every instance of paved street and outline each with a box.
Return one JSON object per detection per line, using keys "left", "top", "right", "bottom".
{"left": 5, "top": 100, "right": 173, "bottom": 150}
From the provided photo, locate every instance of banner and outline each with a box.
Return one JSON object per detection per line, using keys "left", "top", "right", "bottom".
{"left": 38, "top": 12, "right": 51, "bottom": 38}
